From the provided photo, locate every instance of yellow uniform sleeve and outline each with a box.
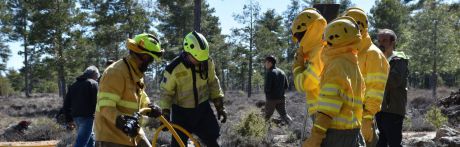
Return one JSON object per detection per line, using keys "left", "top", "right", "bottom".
{"left": 208, "top": 59, "right": 224, "bottom": 100}
{"left": 159, "top": 70, "right": 176, "bottom": 110}
{"left": 97, "top": 68, "right": 125, "bottom": 124}
{"left": 140, "top": 89, "right": 151, "bottom": 109}
{"left": 363, "top": 50, "right": 389, "bottom": 117}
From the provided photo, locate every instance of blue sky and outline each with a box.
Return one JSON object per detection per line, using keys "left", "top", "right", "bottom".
{"left": 5, "top": 0, "right": 376, "bottom": 70}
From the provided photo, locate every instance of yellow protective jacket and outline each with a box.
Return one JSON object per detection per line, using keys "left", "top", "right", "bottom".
{"left": 292, "top": 19, "right": 326, "bottom": 115}
{"left": 317, "top": 42, "right": 365, "bottom": 130}
{"left": 159, "top": 53, "right": 224, "bottom": 109}
{"left": 358, "top": 32, "right": 390, "bottom": 118}
{"left": 94, "top": 55, "right": 150, "bottom": 146}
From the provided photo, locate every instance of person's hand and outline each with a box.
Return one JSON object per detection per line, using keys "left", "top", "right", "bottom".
{"left": 302, "top": 125, "right": 326, "bottom": 147}
{"left": 294, "top": 47, "right": 305, "bottom": 71}
{"left": 362, "top": 118, "right": 374, "bottom": 143}
{"left": 66, "top": 121, "right": 76, "bottom": 131}
{"left": 216, "top": 109, "right": 227, "bottom": 123}
{"left": 147, "top": 103, "right": 162, "bottom": 118}
{"left": 115, "top": 115, "right": 140, "bottom": 137}
{"left": 212, "top": 98, "right": 227, "bottom": 123}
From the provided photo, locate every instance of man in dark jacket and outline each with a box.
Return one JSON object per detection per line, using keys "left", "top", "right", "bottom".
{"left": 375, "top": 29, "right": 409, "bottom": 147}
{"left": 63, "top": 65, "right": 99, "bottom": 147}
{"left": 264, "top": 55, "right": 292, "bottom": 124}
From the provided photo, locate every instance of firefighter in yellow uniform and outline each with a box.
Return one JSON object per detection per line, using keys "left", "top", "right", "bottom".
{"left": 94, "top": 33, "right": 164, "bottom": 147}
{"left": 303, "top": 16, "right": 365, "bottom": 147}
{"left": 343, "top": 8, "right": 390, "bottom": 146}
{"left": 159, "top": 31, "right": 227, "bottom": 147}
{"left": 291, "top": 8, "right": 327, "bottom": 116}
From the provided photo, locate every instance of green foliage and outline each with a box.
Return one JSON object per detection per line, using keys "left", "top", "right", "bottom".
{"left": 0, "top": 76, "right": 14, "bottom": 96}
{"left": 402, "top": 1, "right": 460, "bottom": 74}
{"left": 235, "top": 108, "right": 268, "bottom": 139}
{"left": 6, "top": 68, "right": 22, "bottom": 92}
{"left": 0, "top": 1, "right": 10, "bottom": 72}
{"left": 369, "top": 0, "right": 409, "bottom": 37}
{"left": 403, "top": 116, "right": 412, "bottom": 131}
{"left": 425, "top": 106, "right": 448, "bottom": 129}
{"left": 0, "top": 41, "right": 10, "bottom": 72}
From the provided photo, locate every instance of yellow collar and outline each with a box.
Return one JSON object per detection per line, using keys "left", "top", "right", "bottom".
{"left": 323, "top": 40, "right": 360, "bottom": 64}
{"left": 125, "top": 55, "right": 144, "bottom": 82}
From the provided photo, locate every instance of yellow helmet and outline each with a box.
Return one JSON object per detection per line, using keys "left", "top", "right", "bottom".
{"left": 324, "top": 16, "right": 361, "bottom": 47}
{"left": 343, "top": 7, "right": 368, "bottom": 35}
{"left": 183, "top": 31, "right": 209, "bottom": 61}
{"left": 127, "top": 33, "right": 164, "bottom": 61}
{"left": 291, "top": 8, "right": 326, "bottom": 43}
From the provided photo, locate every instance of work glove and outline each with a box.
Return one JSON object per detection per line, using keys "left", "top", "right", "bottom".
{"left": 116, "top": 115, "right": 140, "bottom": 137}
{"left": 160, "top": 109, "right": 171, "bottom": 132}
{"left": 212, "top": 98, "right": 227, "bottom": 123}
{"left": 362, "top": 118, "right": 374, "bottom": 143}
{"left": 146, "top": 103, "right": 162, "bottom": 118}
{"left": 302, "top": 113, "right": 332, "bottom": 147}
{"left": 293, "top": 47, "right": 308, "bottom": 92}
{"left": 293, "top": 47, "right": 305, "bottom": 73}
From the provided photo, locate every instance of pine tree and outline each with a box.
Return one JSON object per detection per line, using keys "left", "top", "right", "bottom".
{"left": 232, "top": 0, "right": 260, "bottom": 97}
{"left": 0, "top": 1, "right": 11, "bottom": 72}
{"left": 2, "top": 0, "right": 33, "bottom": 96}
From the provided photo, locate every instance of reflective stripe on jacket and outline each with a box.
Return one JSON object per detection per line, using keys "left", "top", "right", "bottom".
{"left": 94, "top": 55, "right": 151, "bottom": 146}
{"left": 317, "top": 41, "right": 365, "bottom": 130}
{"left": 358, "top": 34, "right": 390, "bottom": 118}
{"left": 292, "top": 19, "right": 326, "bottom": 115}
{"left": 159, "top": 53, "right": 224, "bottom": 109}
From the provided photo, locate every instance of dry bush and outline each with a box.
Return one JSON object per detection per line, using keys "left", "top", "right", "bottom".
{"left": 425, "top": 106, "right": 448, "bottom": 129}
{"left": 404, "top": 87, "right": 458, "bottom": 131}
{"left": 404, "top": 111, "right": 436, "bottom": 131}
{"left": 23, "top": 117, "right": 69, "bottom": 141}
{"left": 56, "top": 131, "right": 76, "bottom": 147}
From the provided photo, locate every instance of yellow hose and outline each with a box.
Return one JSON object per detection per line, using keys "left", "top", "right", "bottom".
{"left": 152, "top": 123, "right": 200, "bottom": 147}
{"left": 138, "top": 108, "right": 200, "bottom": 147}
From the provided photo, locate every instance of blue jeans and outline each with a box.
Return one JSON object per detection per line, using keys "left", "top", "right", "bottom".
{"left": 74, "top": 117, "right": 95, "bottom": 147}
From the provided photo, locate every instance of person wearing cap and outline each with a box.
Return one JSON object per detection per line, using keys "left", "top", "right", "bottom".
{"left": 264, "top": 55, "right": 291, "bottom": 124}
{"left": 63, "top": 65, "right": 100, "bottom": 147}
{"left": 159, "top": 31, "right": 226, "bottom": 147}
{"left": 343, "top": 8, "right": 390, "bottom": 146}
{"left": 291, "top": 8, "right": 327, "bottom": 117}
{"left": 303, "top": 16, "right": 365, "bottom": 147}
{"left": 94, "top": 33, "right": 164, "bottom": 147}
{"left": 375, "top": 28, "right": 409, "bottom": 147}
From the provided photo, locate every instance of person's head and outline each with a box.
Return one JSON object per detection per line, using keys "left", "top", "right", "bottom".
{"left": 264, "top": 55, "right": 276, "bottom": 70}
{"left": 127, "top": 33, "right": 164, "bottom": 72}
{"left": 377, "top": 29, "right": 397, "bottom": 53}
{"left": 83, "top": 65, "right": 100, "bottom": 80}
{"left": 291, "top": 8, "right": 327, "bottom": 44}
{"left": 183, "top": 31, "right": 209, "bottom": 65}
{"left": 324, "top": 16, "right": 361, "bottom": 48}
{"left": 343, "top": 7, "right": 368, "bottom": 36}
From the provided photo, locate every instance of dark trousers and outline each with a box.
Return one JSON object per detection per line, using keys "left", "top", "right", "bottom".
{"left": 376, "top": 112, "right": 404, "bottom": 147}
{"left": 264, "top": 99, "right": 291, "bottom": 123}
{"left": 321, "top": 128, "right": 365, "bottom": 147}
{"left": 171, "top": 101, "right": 220, "bottom": 147}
